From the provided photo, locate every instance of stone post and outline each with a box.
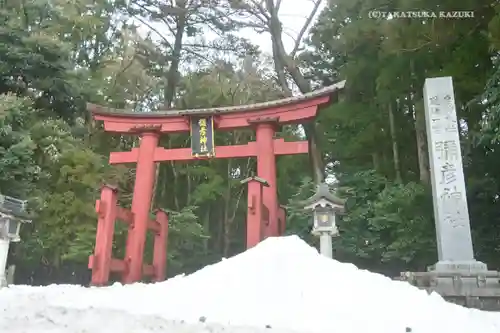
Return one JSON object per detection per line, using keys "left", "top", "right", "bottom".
{"left": 319, "top": 233, "right": 333, "bottom": 258}
{"left": 0, "top": 238, "right": 9, "bottom": 287}
{"left": 423, "top": 76, "right": 487, "bottom": 273}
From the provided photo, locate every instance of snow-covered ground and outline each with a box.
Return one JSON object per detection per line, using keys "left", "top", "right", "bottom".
{"left": 2, "top": 236, "right": 500, "bottom": 333}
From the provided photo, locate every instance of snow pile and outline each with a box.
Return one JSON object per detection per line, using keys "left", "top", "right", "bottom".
{"left": 2, "top": 235, "right": 500, "bottom": 333}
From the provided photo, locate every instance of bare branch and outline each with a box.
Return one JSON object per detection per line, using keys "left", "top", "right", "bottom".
{"left": 164, "top": 19, "right": 177, "bottom": 36}
{"left": 132, "top": 2, "right": 178, "bottom": 38}
{"left": 281, "top": 28, "right": 298, "bottom": 44}
{"left": 290, "top": 0, "right": 322, "bottom": 58}
{"left": 264, "top": 0, "right": 275, "bottom": 14}
{"left": 128, "top": 12, "right": 173, "bottom": 51}
{"left": 271, "top": 40, "right": 292, "bottom": 96}
{"left": 183, "top": 48, "right": 216, "bottom": 66}
{"left": 275, "top": 0, "right": 282, "bottom": 12}
{"left": 182, "top": 43, "right": 245, "bottom": 52}
{"left": 249, "top": 0, "right": 270, "bottom": 21}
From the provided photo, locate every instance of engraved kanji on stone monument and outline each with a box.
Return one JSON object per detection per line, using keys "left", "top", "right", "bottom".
{"left": 423, "top": 77, "right": 477, "bottom": 265}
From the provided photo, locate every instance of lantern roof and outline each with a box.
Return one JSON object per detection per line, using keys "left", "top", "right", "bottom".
{"left": 240, "top": 176, "right": 269, "bottom": 186}
{"left": 0, "top": 194, "right": 31, "bottom": 221}
{"left": 0, "top": 209, "right": 32, "bottom": 221}
{"left": 303, "top": 183, "right": 346, "bottom": 211}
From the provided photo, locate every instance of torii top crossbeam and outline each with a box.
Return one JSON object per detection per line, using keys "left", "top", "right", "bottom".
{"left": 88, "top": 81, "right": 345, "bottom": 134}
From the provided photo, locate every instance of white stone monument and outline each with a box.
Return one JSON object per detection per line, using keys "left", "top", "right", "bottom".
{"left": 398, "top": 77, "right": 500, "bottom": 306}
{"left": 423, "top": 76, "right": 487, "bottom": 273}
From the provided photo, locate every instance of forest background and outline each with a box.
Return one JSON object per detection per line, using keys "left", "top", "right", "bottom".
{"left": 1, "top": 0, "right": 500, "bottom": 284}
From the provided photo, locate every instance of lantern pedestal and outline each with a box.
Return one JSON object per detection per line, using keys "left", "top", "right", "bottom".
{"left": 0, "top": 238, "right": 9, "bottom": 287}
{"left": 319, "top": 233, "right": 333, "bottom": 258}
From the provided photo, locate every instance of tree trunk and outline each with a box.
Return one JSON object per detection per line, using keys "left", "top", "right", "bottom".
{"left": 372, "top": 152, "right": 381, "bottom": 171}
{"left": 164, "top": 6, "right": 186, "bottom": 107}
{"left": 388, "top": 103, "right": 402, "bottom": 182}
{"left": 223, "top": 161, "right": 232, "bottom": 257}
{"left": 414, "top": 98, "right": 430, "bottom": 184}
{"left": 150, "top": 164, "right": 160, "bottom": 210}
{"left": 265, "top": 1, "right": 325, "bottom": 184}
{"left": 203, "top": 206, "right": 211, "bottom": 253}
{"left": 409, "top": 59, "right": 429, "bottom": 184}
{"left": 154, "top": 7, "right": 187, "bottom": 210}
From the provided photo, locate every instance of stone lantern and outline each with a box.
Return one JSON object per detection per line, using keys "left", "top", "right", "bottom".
{"left": 0, "top": 194, "right": 30, "bottom": 287}
{"left": 304, "top": 183, "right": 346, "bottom": 258}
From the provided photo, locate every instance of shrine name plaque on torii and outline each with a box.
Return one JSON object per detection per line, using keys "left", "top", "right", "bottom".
{"left": 88, "top": 81, "right": 345, "bottom": 285}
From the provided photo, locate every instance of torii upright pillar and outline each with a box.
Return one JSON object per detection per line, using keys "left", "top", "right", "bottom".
{"left": 251, "top": 119, "right": 279, "bottom": 238}
{"left": 123, "top": 130, "right": 160, "bottom": 283}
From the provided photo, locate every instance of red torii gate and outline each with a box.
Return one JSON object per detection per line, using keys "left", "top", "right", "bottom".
{"left": 88, "top": 82, "right": 344, "bottom": 285}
